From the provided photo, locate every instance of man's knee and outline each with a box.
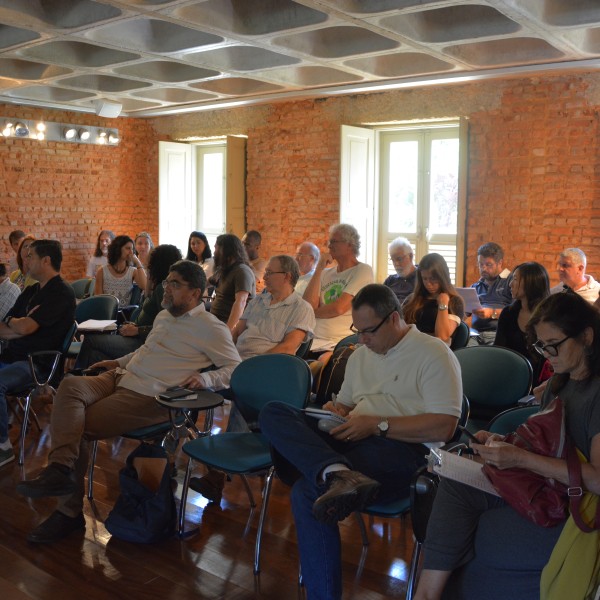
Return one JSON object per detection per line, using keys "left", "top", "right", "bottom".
{"left": 258, "top": 400, "right": 292, "bottom": 433}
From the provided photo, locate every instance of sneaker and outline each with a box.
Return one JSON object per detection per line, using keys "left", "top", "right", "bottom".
{"left": 16, "top": 463, "right": 76, "bottom": 498}
{"left": 189, "top": 469, "right": 226, "bottom": 504}
{"left": 312, "top": 470, "right": 380, "bottom": 525}
{"left": 0, "top": 445, "right": 15, "bottom": 467}
{"left": 27, "top": 511, "right": 85, "bottom": 544}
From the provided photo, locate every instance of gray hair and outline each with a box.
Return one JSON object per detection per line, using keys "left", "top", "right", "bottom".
{"left": 388, "top": 236, "right": 413, "bottom": 256}
{"left": 272, "top": 255, "right": 300, "bottom": 286}
{"left": 298, "top": 241, "right": 320, "bottom": 263}
{"left": 330, "top": 223, "right": 360, "bottom": 257}
{"left": 560, "top": 248, "right": 586, "bottom": 268}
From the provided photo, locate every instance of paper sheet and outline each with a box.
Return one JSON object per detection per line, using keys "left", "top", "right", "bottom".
{"left": 431, "top": 449, "right": 500, "bottom": 496}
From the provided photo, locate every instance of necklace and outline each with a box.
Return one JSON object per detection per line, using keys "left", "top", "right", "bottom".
{"left": 112, "top": 263, "right": 127, "bottom": 275}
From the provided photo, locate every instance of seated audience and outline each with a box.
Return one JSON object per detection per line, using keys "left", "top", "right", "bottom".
{"left": 186, "top": 231, "right": 214, "bottom": 280}
{"left": 134, "top": 231, "right": 154, "bottom": 269}
{"left": 16, "top": 260, "right": 241, "bottom": 544}
{"left": 0, "top": 240, "right": 76, "bottom": 466}
{"left": 415, "top": 292, "right": 600, "bottom": 600}
{"left": 550, "top": 247, "right": 600, "bottom": 303}
{"left": 94, "top": 235, "right": 146, "bottom": 307}
{"left": 74, "top": 244, "right": 182, "bottom": 368}
{"left": 8, "top": 230, "right": 26, "bottom": 273}
{"left": 209, "top": 234, "right": 255, "bottom": 331}
{"left": 294, "top": 241, "right": 320, "bottom": 296}
{"left": 494, "top": 261, "right": 551, "bottom": 385}
{"left": 259, "top": 284, "right": 462, "bottom": 600}
{"left": 86, "top": 230, "right": 115, "bottom": 278}
{"left": 383, "top": 236, "right": 418, "bottom": 303}
{"left": 10, "top": 235, "right": 37, "bottom": 291}
{"left": 403, "top": 253, "right": 464, "bottom": 345}
{"left": 0, "top": 263, "right": 20, "bottom": 322}
{"left": 469, "top": 242, "right": 512, "bottom": 344}
{"left": 242, "top": 230, "right": 267, "bottom": 293}
{"left": 303, "top": 224, "right": 373, "bottom": 352}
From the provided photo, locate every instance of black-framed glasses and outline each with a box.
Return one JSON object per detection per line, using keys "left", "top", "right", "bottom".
{"left": 532, "top": 336, "right": 571, "bottom": 357}
{"left": 264, "top": 270, "right": 286, "bottom": 277}
{"left": 350, "top": 310, "right": 395, "bottom": 335}
{"left": 162, "top": 279, "right": 190, "bottom": 290}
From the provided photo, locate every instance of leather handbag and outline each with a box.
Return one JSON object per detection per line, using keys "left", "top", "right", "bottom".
{"left": 482, "top": 396, "right": 570, "bottom": 527}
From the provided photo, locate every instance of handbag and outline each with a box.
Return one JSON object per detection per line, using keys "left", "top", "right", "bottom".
{"left": 105, "top": 443, "right": 176, "bottom": 543}
{"left": 482, "top": 396, "right": 570, "bottom": 527}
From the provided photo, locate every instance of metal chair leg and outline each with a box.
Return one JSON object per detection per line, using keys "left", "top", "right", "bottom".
{"left": 239, "top": 474, "right": 256, "bottom": 508}
{"left": 354, "top": 511, "right": 370, "bottom": 547}
{"left": 254, "top": 466, "right": 274, "bottom": 574}
{"left": 87, "top": 440, "right": 99, "bottom": 499}
{"left": 178, "top": 457, "right": 194, "bottom": 537}
{"left": 406, "top": 540, "right": 422, "bottom": 600}
{"left": 18, "top": 391, "right": 34, "bottom": 465}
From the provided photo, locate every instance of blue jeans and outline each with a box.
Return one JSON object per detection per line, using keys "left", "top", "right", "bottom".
{"left": 259, "top": 402, "right": 427, "bottom": 600}
{"left": 0, "top": 361, "right": 35, "bottom": 442}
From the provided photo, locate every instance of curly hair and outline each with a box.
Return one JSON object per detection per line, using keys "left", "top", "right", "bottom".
{"left": 147, "top": 244, "right": 182, "bottom": 287}
{"left": 107, "top": 235, "right": 134, "bottom": 266}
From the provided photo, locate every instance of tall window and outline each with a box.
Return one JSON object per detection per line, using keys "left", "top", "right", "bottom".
{"left": 196, "top": 143, "right": 226, "bottom": 249}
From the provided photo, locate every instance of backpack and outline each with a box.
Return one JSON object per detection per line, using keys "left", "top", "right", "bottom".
{"left": 314, "top": 344, "right": 356, "bottom": 406}
{"left": 105, "top": 443, "right": 176, "bottom": 543}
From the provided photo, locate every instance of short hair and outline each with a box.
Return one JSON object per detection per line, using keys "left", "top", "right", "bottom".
{"left": 94, "top": 230, "right": 115, "bottom": 257}
{"left": 477, "top": 242, "right": 504, "bottom": 262}
{"left": 147, "top": 244, "right": 182, "bottom": 287}
{"left": 352, "top": 283, "right": 401, "bottom": 319}
{"left": 107, "top": 235, "right": 134, "bottom": 266}
{"left": 0, "top": 263, "right": 7, "bottom": 278}
{"left": 388, "top": 236, "right": 413, "bottom": 256}
{"left": 16, "top": 235, "right": 35, "bottom": 272}
{"left": 186, "top": 231, "right": 212, "bottom": 262}
{"left": 330, "top": 224, "right": 360, "bottom": 257}
{"left": 244, "top": 230, "right": 262, "bottom": 245}
{"left": 9, "top": 230, "right": 25, "bottom": 245}
{"left": 31, "top": 239, "right": 63, "bottom": 271}
{"left": 560, "top": 248, "right": 586, "bottom": 268}
{"left": 272, "top": 255, "right": 300, "bottom": 286}
{"left": 169, "top": 259, "right": 206, "bottom": 295}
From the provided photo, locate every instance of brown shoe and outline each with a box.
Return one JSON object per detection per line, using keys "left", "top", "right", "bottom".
{"left": 189, "top": 469, "right": 226, "bottom": 504}
{"left": 313, "top": 470, "right": 380, "bottom": 524}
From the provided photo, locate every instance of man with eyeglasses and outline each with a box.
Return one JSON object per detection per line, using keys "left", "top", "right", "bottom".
{"left": 383, "top": 236, "right": 418, "bottom": 303}
{"left": 294, "top": 241, "right": 320, "bottom": 296}
{"left": 17, "top": 260, "right": 241, "bottom": 544}
{"left": 303, "top": 224, "right": 374, "bottom": 353}
{"left": 0, "top": 240, "right": 75, "bottom": 468}
{"left": 260, "top": 284, "right": 462, "bottom": 600}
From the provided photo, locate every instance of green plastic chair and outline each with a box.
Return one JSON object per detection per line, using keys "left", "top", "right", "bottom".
{"left": 487, "top": 405, "right": 540, "bottom": 434}
{"left": 450, "top": 321, "right": 470, "bottom": 351}
{"left": 70, "top": 278, "right": 94, "bottom": 299}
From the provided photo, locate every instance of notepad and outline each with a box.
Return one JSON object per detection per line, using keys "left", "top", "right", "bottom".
{"left": 303, "top": 407, "right": 347, "bottom": 425}
{"left": 77, "top": 319, "right": 117, "bottom": 332}
{"left": 430, "top": 449, "right": 500, "bottom": 496}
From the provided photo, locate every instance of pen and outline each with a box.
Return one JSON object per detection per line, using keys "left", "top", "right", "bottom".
{"left": 331, "top": 393, "right": 337, "bottom": 407}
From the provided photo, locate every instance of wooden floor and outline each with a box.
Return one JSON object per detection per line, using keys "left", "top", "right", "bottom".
{"left": 1, "top": 400, "right": 416, "bottom": 599}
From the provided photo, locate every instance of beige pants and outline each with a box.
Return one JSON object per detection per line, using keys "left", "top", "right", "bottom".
{"left": 48, "top": 370, "right": 168, "bottom": 517}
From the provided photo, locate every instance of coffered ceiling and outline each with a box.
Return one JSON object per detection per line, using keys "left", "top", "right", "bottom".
{"left": 1, "top": 0, "right": 600, "bottom": 118}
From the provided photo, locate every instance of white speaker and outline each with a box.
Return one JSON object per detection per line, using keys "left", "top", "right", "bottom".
{"left": 94, "top": 100, "right": 122, "bottom": 118}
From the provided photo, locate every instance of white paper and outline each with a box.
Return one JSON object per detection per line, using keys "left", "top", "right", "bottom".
{"left": 432, "top": 449, "right": 500, "bottom": 496}
{"left": 77, "top": 319, "right": 117, "bottom": 331}
{"left": 456, "top": 287, "right": 483, "bottom": 313}
{"left": 303, "top": 408, "right": 347, "bottom": 424}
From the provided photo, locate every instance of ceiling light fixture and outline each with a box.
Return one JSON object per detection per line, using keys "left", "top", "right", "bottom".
{"left": 1, "top": 121, "right": 13, "bottom": 137}
{"left": 97, "top": 130, "right": 107, "bottom": 144}
{"left": 64, "top": 127, "right": 77, "bottom": 140}
{"left": 108, "top": 131, "right": 120, "bottom": 144}
{"left": 14, "top": 122, "right": 29, "bottom": 137}
{"left": 78, "top": 128, "right": 90, "bottom": 141}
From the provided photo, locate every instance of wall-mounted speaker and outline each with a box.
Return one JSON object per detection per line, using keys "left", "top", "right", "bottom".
{"left": 94, "top": 100, "right": 122, "bottom": 118}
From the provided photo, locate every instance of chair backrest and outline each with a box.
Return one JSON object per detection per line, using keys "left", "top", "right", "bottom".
{"left": 454, "top": 346, "right": 533, "bottom": 422}
{"left": 61, "top": 321, "right": 79, "bottom": 355}
{"left": 487, "top": 405, "right": 539, "bottom": 434}
{"left": 295, "top": 335, "right": 313, "bottom": 358}
{"left": 230, "top": 354, "right": 312, "bottom": 423}
{"left": 70, "top": 278, "right": 94, "bottom": 299}
{"left": 75, "top": 294, "right": 119, "bottom": 323}
{"left": 129, "top": 284, "right": 143, "bottom": 306}
{"left": 450, "top": 321, "right": 470, "bottom": 351}
{"left": 447, "top": 395, "right": 470, "bottom": 443}
{"left": 333, "top": 333, "right": 359, "bottom": 352}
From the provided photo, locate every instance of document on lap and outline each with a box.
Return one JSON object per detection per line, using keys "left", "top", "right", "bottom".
{"left": 77, "top": 319, "right": 117, "bottom": 332}
{"left": 303, "top": 407, "right": 348, "bottom": 425}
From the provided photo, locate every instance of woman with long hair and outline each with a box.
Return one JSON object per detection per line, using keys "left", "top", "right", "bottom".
{"left": 416, "top": 292, "right": 600, "bottom": 600}
{"left": 134, "top": 231, "right": 154, "bottom": 269}
{"left": 94, "top": 235, "right": 146, "bottom": 307}
{"left": 186, "top": 231, "right": 214, "bottom": 279}
{"left": 86, "top": 230, "right": 115, "bottom": 278}
{"left": 402, "top": 253, "right": 464, "bottom": 344}
{"left": 495, "top": 261, "right": 550, "bottom": 384}
{"left": 10, "top": 235, "right": 37, "bottom": 290}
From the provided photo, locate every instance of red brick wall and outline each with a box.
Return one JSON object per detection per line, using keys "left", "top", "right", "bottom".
{"left": 0, "top": 104, "right": 162, "bottom": 280}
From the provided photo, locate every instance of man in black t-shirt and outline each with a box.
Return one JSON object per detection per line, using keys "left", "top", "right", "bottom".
{"left": 0, "top": 240, "right": 75, "bottom": 466}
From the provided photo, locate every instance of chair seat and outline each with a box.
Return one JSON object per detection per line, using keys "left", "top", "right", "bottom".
{"left": 363, "top": 496, "right": 411, "bottom": 517}
{"left": 123, "top": 415, "right": 185, "bottom": 440}
{"left": 182, "top": 433, "right": 272, "bottom": 474}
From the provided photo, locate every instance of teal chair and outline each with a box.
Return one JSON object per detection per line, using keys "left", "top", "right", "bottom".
{"left": 450, "top": 321, "right": 470, "bottom": 350}
{"left": 178, "top": 354, "right": 312, "bottom": 573}
{"left": 454, "top": 346, "right": 533, "bottom": 431}
{"left": 70, "top": 278, "right": 94, "bottom": 299}
{"left": 487, "top": 405, "right": 540, "bottom": 434}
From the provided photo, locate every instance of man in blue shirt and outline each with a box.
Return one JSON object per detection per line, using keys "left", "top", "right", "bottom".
{"left": 469, "top": 242, "right": 512, "bottom": 344}
{"left": 383, "top": 236, "right": 417, "bottom": 304}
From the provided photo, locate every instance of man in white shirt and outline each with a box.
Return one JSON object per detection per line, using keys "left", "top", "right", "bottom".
{"left": 303, "top": 224, "right": 373, "bottom": 352}
{"left": 294, "top": 241, "right": 320, "bottom": 296}
{"left": 550, "top": 247, "right": 600, "bottom": 303}
{"left": 17, "top": 260, "right": 241, "bottom": 544}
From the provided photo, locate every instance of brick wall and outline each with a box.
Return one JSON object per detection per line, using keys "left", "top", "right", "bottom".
{"left": 0, "top": 105, "right": 162, "bottom": 281}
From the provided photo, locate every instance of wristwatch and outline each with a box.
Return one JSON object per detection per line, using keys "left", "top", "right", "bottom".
{"left": 437, "top": 303, "right": 448, "bottom": 311}
{"left": 377, "top": 418, "right": 389, "bottom": 438}
{"left": 492, "top": 309, "right": 498, "bottom": 319}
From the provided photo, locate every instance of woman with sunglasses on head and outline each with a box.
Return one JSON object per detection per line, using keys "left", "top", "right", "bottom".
{"left": 134, "top": 231, "right": 154, "bottom": 269}
{"left": 402, "top": 253, "right": 464, "bottom": 345}
{"left": 494, "top": 261, "right": 551, "bottom": 385}
{"left": 415, "top": 292, "right": 600, "bottom": 600}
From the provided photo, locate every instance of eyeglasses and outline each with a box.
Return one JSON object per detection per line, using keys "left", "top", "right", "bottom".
{"left": 295, "top": 253, "right": 313, "bottom": 259}
{"left": 162, "top": 279, "right": 190, "bottom": 290}
{"left": 350, "top": 310, "right": 395, "bottom": 335}
{"left": 328, "top": 239, "right": 344, "bottom": 245}
{"left": 263, "top": 270, "right": 286, "bottom": 277}
{"left": 532, "top": 336, "right": 571, "bottom": 357}
{"left": 391, "top": 254, "right": 410, "bottom": 262}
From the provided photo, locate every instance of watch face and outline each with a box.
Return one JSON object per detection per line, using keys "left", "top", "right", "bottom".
{"left": 378, "top": 420, "right": 389, "bottom": 432}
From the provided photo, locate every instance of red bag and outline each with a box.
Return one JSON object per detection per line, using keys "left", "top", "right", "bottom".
{"left": 482, "top": 397, "right": 569, "bottom": 527}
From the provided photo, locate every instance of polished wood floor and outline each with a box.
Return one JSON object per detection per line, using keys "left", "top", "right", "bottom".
{"left": 1, "top": 400, "right": 416, "bottom": 599}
